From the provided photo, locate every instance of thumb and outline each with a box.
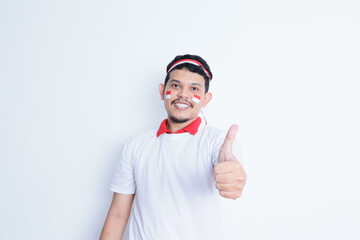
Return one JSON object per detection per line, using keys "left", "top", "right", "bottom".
{"left": 218, "top": 124, "right": 238, "bottom": 162}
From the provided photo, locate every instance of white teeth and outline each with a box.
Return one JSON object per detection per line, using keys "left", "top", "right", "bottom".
{"left": 175, "top": 103, "right": 189, "bottom": 109}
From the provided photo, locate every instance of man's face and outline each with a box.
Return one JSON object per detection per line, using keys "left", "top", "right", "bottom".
{"left": 159, "top": 68, "right": 212, "bottom": 124}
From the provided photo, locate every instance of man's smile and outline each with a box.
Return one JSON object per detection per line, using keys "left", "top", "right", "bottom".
{"left": 174, "top": 103, "right": 190, "bottom": 109}
{"left": 171, "top": 99, "right": 193, "bottom": 110}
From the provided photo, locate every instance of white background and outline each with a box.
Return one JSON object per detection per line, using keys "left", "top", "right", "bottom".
{"left": 1, "top": 0, "right": 359, "bottom": 239}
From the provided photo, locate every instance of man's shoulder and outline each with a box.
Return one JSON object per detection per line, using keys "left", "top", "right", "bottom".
{"left": 200, "top": 125, "right": 227, "bottom": 138}
{"left": 196, "top": 125, "right": 228, "bottom": 148}
{"left": 120, "top": 129, "right": 157, "bottom": 155}
{"left": 127, "top": 129, "right": 157, "bottom": 144}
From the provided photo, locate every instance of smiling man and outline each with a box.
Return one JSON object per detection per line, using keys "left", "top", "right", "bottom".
{"left": 100, "top": 54, "right": 247, "bottom": 240}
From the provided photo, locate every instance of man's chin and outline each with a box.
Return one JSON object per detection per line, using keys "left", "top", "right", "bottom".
{"left": 168, "top": 115, "right": 191, "bottom": 124}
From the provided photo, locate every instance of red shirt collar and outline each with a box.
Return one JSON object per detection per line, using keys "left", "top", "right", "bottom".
{"left": 156, "top": 117, "right": 202, "bottom": 137}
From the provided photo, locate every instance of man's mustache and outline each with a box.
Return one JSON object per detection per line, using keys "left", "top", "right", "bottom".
{"left": 171, "top": 98, "right": 193, "bottom": 108}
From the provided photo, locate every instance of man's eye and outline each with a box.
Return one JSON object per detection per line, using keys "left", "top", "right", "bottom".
{"left": 172, "top": 84, "right": 179, "bottom": 88}
{"left": 191, "top": 87, "right": 198, "bottom": 91}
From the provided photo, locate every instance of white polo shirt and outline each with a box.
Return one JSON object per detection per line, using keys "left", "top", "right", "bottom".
{"left": 110, "top": 122, "right": 240, "bottom": 240}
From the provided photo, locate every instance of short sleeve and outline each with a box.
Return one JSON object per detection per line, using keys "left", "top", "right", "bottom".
{"left": 110, "top": 142, "right": 136, "bottom": 194}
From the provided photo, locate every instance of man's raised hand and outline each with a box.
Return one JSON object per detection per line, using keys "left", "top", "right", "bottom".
{"left": 214, "top": 124, "right": 247, "bottom": 200}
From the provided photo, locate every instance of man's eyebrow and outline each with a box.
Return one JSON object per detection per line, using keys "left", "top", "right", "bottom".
{"left": 169, "top": 79, "right": 180, "bottom": 83}
{"left": 169, "top": 79, "right": 203, "bottom": 87}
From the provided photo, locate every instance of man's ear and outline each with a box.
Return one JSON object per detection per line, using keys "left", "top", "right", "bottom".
{"left": 158, "top": 84, "right": 165, "bottom": 100}
{"left": 201, "top": 92, "right": 212, "bottom": 107}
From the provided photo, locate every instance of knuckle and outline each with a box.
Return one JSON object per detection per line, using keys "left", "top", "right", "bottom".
{"left": 237, "top": 173, "right": 247, "bottom": 182}
{"left": 235, "top": 184, "right": 243, "bottom": 191}
{"left": 237, "top": 176, "right": 245, "bottom": 182}
{"left": 227, "top": 191, "right": 241, "bottom": 200}
{"left": 229, "top": 192, "right": 237, "bottom": 199}
{"left": 233, "top": 192, "right": 242, "bottom": 199}
{"left": 221, "top": 192, "right": 231, "bottom": 199}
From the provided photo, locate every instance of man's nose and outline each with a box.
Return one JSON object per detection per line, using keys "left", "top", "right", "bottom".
{"left": 177, "top": 88, "right": 191, "bottom": 99}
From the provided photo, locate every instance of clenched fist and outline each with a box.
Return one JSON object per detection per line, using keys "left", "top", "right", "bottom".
{"left": 214, "top": 124, "right": 247, "bottom": 199}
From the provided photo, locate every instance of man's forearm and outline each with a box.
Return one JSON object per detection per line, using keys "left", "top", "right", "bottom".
{"left": 100, "top": 193, "right": 134, "bottom": 240}
{"left": 100, "top": 213, "right": 129, "bottom": 240}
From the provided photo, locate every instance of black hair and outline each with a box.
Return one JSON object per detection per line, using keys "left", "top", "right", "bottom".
{"left": 164, "top": 54, "right": 213, "bottom": 93}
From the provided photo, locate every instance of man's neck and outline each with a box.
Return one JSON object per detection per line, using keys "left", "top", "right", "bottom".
{"left": 167, "top": 118, "right": 198, "bottom": 133}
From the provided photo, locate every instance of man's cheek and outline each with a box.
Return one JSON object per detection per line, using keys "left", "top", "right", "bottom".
{"left": 165, "top": 91, "right": 171, "bottom": 99}
{"left": 192, "top": 94, "right": 201, "bottom": 104}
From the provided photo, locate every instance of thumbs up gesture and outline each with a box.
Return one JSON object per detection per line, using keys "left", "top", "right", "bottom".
{"left": 214, "top": 124, "right": 247, "bottom": 199}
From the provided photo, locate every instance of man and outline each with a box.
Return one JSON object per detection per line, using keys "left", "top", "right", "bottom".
{"left": 100, "top": 54, "right": 247, "bottom": 240}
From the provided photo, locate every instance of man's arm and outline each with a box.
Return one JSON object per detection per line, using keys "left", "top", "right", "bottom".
{"left": 100, "top": 193, "right": 135, "bottom": 240}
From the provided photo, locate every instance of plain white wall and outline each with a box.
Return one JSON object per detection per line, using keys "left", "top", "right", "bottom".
{"left": 1, "top": 0, "right": 359, "bottom": 239}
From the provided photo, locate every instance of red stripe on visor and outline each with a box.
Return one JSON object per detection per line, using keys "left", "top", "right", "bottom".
{"left": 167, "top": 59, "right": 212, "bottom": 80}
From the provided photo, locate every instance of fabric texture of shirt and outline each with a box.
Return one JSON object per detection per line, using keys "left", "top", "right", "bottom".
{"left": 110, "top": 122, "right": 241, "bottom": 240}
